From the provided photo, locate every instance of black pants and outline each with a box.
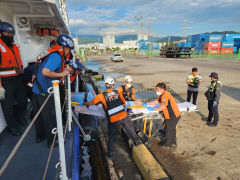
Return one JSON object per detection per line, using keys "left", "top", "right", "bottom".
{"left": 1, "top": 76, "right": 27, "bottom": 129}
{"left": 108, "top": 117, "right": 138, "bottom": 153}
{"left": 32, "top": 93, "right": 56, "bottom": 142}
{"left": 208, "top": 100, "right": 219, "bottom": 125}
{"left": 165, "top": 116, "right": 181, "bottom": 147}
{"left": 187, "top": 90, "right": 198, "bottom": 105}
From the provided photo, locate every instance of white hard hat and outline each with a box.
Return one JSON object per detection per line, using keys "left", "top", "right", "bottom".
{"left": 105, "top": 77, "right": 114, "bottom": 85}
{"left": 125, "top": 75, "right": 133, "bottom": 82}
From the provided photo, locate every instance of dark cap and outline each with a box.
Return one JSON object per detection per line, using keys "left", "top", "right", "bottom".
{"left": 209, "top": 72, "right": 218, "bottom": 78}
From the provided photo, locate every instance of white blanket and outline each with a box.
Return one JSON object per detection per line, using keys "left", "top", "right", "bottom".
{"left": 74, "top": 102, "right": 196, "bottom": 117}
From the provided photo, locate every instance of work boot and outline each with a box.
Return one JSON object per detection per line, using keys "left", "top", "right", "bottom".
{"left": 8, "top": 128, "right": 21, "bottom": 136}
{"left": 208, "top": 123, "right": 217, "bottom": 127}
{"left": 202, "top": 117, "right": 208, "bottom": 121}
{"left": 206, "top": 121, "right": 212, "bottom": 125}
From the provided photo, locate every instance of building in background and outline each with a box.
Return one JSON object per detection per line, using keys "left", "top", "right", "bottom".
{"left": 138, "top": 33, "right": 148, "bottom": 41}
{"left": 123, "top": 40, "right": 138, "bottom": 49}
{"left": 73, "top": 36, "right": 79, "bottom": 50}
{"left": 103, "top": 34, "right": 115, "bottom": 46}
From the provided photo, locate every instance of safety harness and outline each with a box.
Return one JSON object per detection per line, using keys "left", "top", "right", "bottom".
{"left": 103, "top": 90, "right": 125, "bottom": 121}
{"left": 188, "top": 74, "right": 200, "bottom": 88}
{"left": 121, "top": 85, "right": 134, "bottom": 101}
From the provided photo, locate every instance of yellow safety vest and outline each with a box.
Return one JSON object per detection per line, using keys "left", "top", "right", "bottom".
{"left": 189, "top": 74, "right": 200, "bottom": 83}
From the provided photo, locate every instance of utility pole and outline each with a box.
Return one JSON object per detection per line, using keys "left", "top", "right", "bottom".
{"left": 168, "top": 35, "right": 170, "bottom": 46}
{"left": 183, "top": 19, "right": 188, "bottom": 41}
{"left": 135, "top": 16, "right": 143, "bottom": 41}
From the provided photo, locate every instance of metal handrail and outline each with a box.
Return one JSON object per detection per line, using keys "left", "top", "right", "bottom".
{"left": 0, "top": 77, "right": 65, "bottom": 177}
{"left": 0, "top": 89, "right": 54, "bottom": 176}
{"left": 42, "top": 97, "right": 68, "bottom": 180}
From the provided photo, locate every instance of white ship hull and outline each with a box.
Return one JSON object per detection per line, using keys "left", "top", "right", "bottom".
{"left": 0, "top": 0, "right": 69, "bottom": 133}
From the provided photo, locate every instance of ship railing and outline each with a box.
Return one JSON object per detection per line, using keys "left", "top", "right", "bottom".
{"left": 0, "top": 74, "right": 72, "bottom": 180}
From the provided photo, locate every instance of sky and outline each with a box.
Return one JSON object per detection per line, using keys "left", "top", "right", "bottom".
{"left": 67, "top": 0, "right": 240, "bottom": 37}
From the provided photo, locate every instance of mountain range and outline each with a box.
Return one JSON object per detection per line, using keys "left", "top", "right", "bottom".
{"left": 73, "top": 31, "right": 240, "bottom": 44}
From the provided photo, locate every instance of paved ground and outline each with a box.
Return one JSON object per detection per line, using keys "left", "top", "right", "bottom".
{"left": 89, "top": 55, "right": 240, "bottom": 180}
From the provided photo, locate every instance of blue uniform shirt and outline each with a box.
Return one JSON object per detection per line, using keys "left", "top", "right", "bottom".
{"left": 32, "top": 52, "right": 62, "bottom": 95}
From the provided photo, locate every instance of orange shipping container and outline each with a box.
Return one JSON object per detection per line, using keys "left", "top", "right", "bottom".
{"left": 221, "top": 48, "right": 233, "bottom": 55}
{"left": 203, "top": 49, "right": 220, "bottom": 55}
{"left": 204, "top": 42, "right": 221, "bottom": 49}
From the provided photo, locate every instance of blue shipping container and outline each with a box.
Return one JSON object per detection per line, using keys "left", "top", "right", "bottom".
{"left": 153, "top": 43, "right": 159, "bottom": 49}
{"left": 187, "top": 35, "right": 192, "bottom": 42}
{"left": 177, "top": 43, "right": 182, "bottom": 47}
{"left": 234, "top": 41, "right": 240, "bottom": 48}
{"left": 184, "top": 42, "right": 192, "bottom": 47}
{"left": 225, "top": 34, "right": 240, "bottom": 41}
{"left": 221, "top": 41, "right": 234, "bottom": 48}
{"left": 233, "top": 47, "right": 239, "bottom": 53}
{"left": 205, "top": 34, "right": 224, "bottom": 42}
{"left": 199, "top": 34, "right": 209, "bottom": 42}
{"left": 194, "top": 42, "right": 204, "bottom": 47}
{"left": 192, "top": 34, "right": 200, "bottom": 42}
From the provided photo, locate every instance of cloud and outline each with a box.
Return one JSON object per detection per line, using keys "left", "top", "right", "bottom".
{"left": 67, "top": 0, "right": 240, "bottom": 35}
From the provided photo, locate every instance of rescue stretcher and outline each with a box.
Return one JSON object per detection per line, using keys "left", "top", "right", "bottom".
{"left": 72, "top": 92, "right": 197, "bottom": 144}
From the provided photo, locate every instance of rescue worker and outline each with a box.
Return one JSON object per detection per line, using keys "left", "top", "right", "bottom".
{"left": 204, "top": 72, "right": 221, "bottom": 127}
{"left": 84, "top": 77, "right": 141, "bottom": 157}
{"left": 118, "top": 75, "right": 136, "bottom": 101}
{"left": 32, "top": 34, "right": 74, "bottom": 147}
{"left": 0, "top": 22, "right": 27, "bottom": 136}
{"left": 148, "top": 83, "right": 181, "bottom": 149}
{"left": 186, "top": 67, "right": 202, "bottom": 105}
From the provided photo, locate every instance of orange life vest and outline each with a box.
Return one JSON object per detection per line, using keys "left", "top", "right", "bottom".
{"left": 0, "top": 39, "right": 23, "bottom": 77}
{"left": 37, "top": 45, "right": 74, "bottom": 86}
{"left": 37, "top": 44, "right": 66, "bottom": 73}
{"left": 70, "top": 73, "right": 77, "bottom": 83}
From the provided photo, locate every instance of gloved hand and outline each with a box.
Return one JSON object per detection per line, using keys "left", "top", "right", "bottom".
{"left": 213, "top": 101, "right": 218, "bottom": 107}
{"left": 0, "top": 87, "right": 5, "bottom": 100}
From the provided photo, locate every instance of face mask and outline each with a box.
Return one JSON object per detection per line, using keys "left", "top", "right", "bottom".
{"left": 127, "top": 84, "right": 132, "bottom": 88}
{"left": 1, "top": 35, "right": 14, "bottom": 47}
{"left": 156, "top": 91, "right": 162, "bottom": 96}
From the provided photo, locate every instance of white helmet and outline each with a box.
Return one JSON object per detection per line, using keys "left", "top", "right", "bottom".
{"left": 105, "top": 77, "right": 114, "bottom": 85}
{"left": 125, "top": 75, "right": 133, "bottom": 83}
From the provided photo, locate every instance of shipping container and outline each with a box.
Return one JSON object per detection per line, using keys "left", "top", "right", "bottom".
{"left": 177, "top": 43, "right": 182, "bottom": 47}
{"left": 234, "top": 41, "right": 240, "bottom": 48}
{"left": 182, "top": 42, "right": 192, "bottom": 47}
{"left": 199, "top": 34, "right": 209, "bottom": 42}
{"left": 225, "top": 34, "right": 240, "bottom": 41}
{"left": 187, "top": 35, "right": 192, "bottom": 42}
{"left": 194, "top": 42, "right": 204, "bottom": 47}
{"left": 203, "top": 49, "right": 220, "bottom": 55}
{"left": 221, "top": 48, "right": 233, "bottom": 55}
{"left": 233, "top": 47, "right": 239, "bottom": 53}
{"left": 191, "top": 34, "right": 200, "bottom": 42}
{"left": 204, "top": 42, "right": 221, "bottom": 49}
{"left": 190, "top": 42, "right": 195, "bottom": 47}
{"left": 152, "top": 43, "right": 159, "bottom": 49}
{"left": 221, "top": 41, "right": 234, "bottom": 48}
{"left": 205, "top": 34, "right": 224, "bottom": 42}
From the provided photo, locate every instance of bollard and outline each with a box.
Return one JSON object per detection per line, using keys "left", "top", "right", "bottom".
{"left": 52, "top": 80, "right": 68, "bottom": 180}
